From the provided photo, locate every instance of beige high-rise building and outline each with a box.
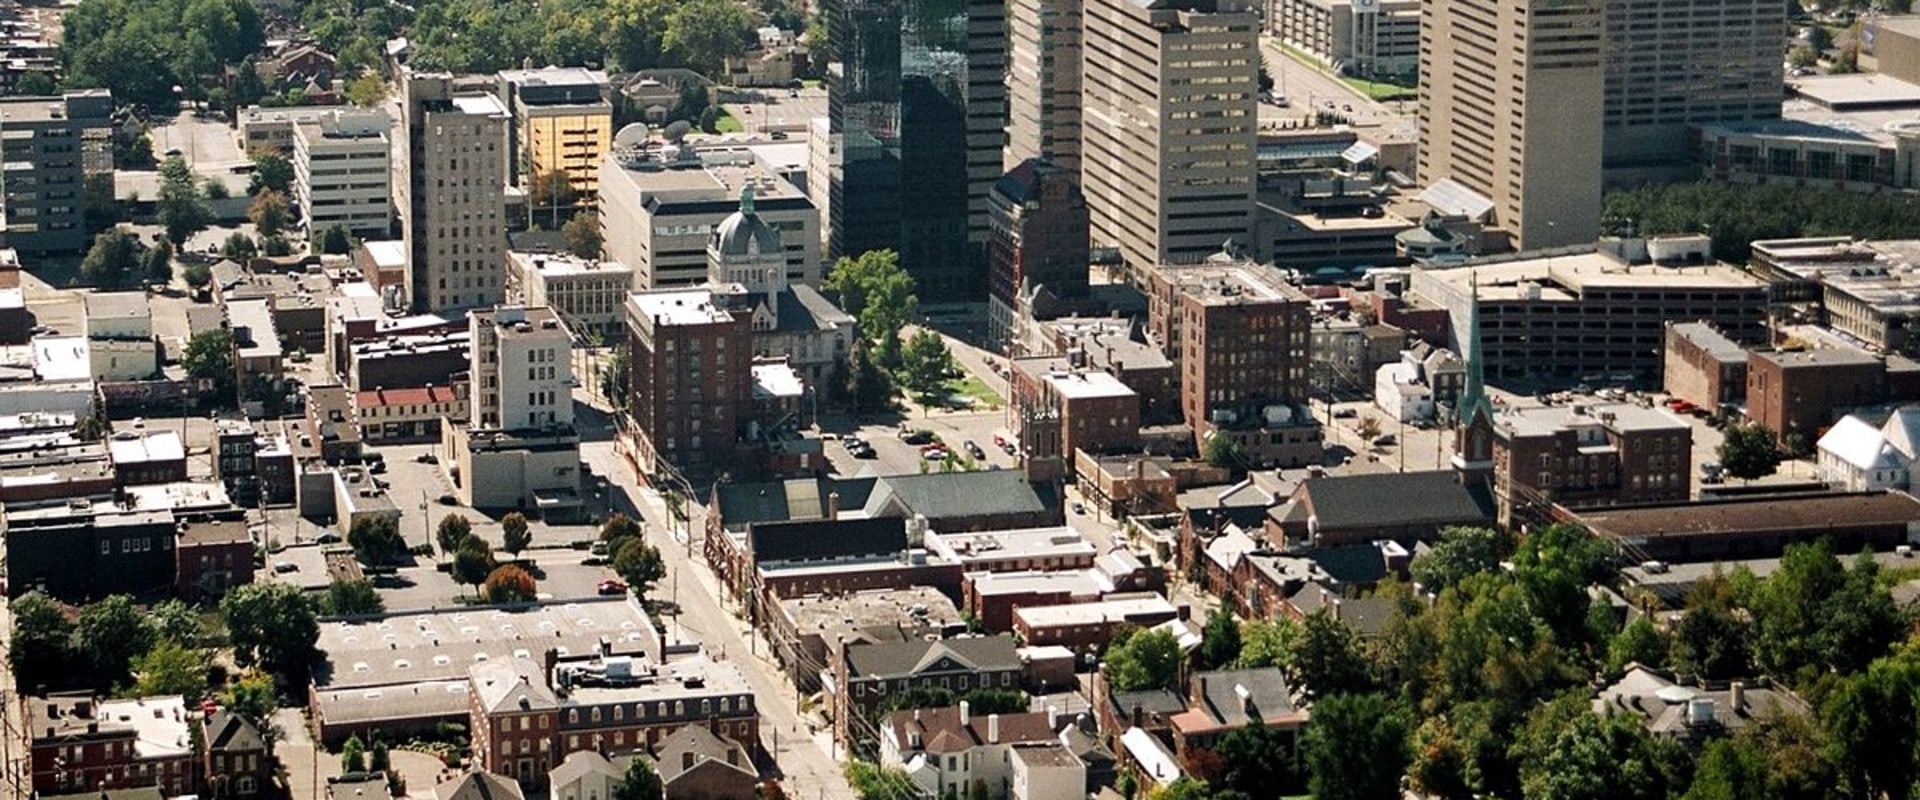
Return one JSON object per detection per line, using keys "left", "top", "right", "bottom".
{"left": 1082, "top": 0, "right": 1260, "bottom": 277}
{"left": 497, "top": 67, "right": 613, "bottom": 198}
{"left": 1602, "top": 0, "right": 1782, "bottom": 179}
{"left": 398, "top": 71, "right": 511, "bottom": 312}
{"left": 1005, "top": 0, "right": 1083, "bottom": 174}
{"left": 1418, "top": 0, "right": 1604, "bottom": 250}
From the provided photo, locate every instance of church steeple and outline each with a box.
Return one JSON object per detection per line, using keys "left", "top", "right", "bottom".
{"left": 1452, "top": 271, "right": 1495, "bottom": 478}
{"left": 1457, "top": 272, "right": 1491, "bottom": 426}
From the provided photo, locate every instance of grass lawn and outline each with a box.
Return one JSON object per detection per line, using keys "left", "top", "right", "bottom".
{"left": 714, "top": 111, "right": 745, "bottom": 133}
{"left": 943, "top": 375, "right": 1003, "bottom": 410}
{"left": 1339, "top": 76, "right": 1416, "bottom": 102}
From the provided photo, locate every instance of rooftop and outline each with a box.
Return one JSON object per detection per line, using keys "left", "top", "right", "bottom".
{"left": 1151, "top": 260, "right": 1309, "bottom": 306}
{"left": 1493, "top": 402, "right": 1692, "bottom": 438}
{"left": 925, "top": 526, "right": 1097, "bottom": 565}
{"left": 30, "top": 336, "right": 89, "bottom": 382}
{"left": 1750, "top": 346, "right": 1885, "bottom": 369}
{"left": 1415, "top": 252, "right": 1766, "bottom": 300}
{"left": 361, "top": 240, "right": 408, "bottom": 269}
{"left": 1788, "top": 72, "right": 1920, "bottom": 111}
{"left": 1575, "top": 491, "right": 1920, "bottom": 542}
{"left": 1595, "top": 664, "right": 1810, "bottom": 739}
{"left": 448, "top": 93, "right": 509, "bottom": 117}
{"left": 1041, "top": 369, "right": 1138, "bottom": 401}
{"left": 509, "top": 250, "right": 633, "bottom": 278}
{"left": 967, "top": 569, "right": 1111, "bottom": 599}
{"left": 106, "top": 430, "right": 186, "bottom": 465}
{"left": 1012, "top": 592, "right": 1179, "bottom": 629}
{"left": 84, "top": 291, "right": 150, "bottom": 327}
{"left": 1669, "top": 322, "right": 1747, "bottom": 364}
{"left": 777, "top": 586, "right": 962, "bottom": 640}
{"left": 1287, "top": 470, "right": 1497, "bottom": 532}
{"left": 844, "top": 636, "right": 1022, "bottom": 679}
{"left": 313, "top": 598, "right": 657, "bottom": 689}
{"left": 888, "top": 706, "right": 1056, "bottom": 755}
{"left": 228, "top": 299, "right": 282, "bottom": 359}
{"left": 1173, "top": 667, "right": 1304, "bottom": 732}
{"left": 628, "top": 288, "right": 735, "bottom": 327}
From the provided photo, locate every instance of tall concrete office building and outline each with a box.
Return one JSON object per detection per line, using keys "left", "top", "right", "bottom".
{"left": 824, "top": 0, "right": 1005, "bottom": 302}
{"left": 1418, "top": 0, "right": 1604, "bottom": 250}
{"left": 1082, "top": 0, "right": 1260, "bottom": 277}
{"left": 1602, "top": 0, "right": 1783, "bottom": 180}
{"left": 0, "top": 90, "right": 112, "bottom": 254}
{"left": 397, "top": 71, "right": 511, "bottom": 312}
{"left": 1005, "top": 0, "right": 1082, "bottom": 175}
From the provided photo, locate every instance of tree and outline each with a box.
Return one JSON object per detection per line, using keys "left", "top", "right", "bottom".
{"left": 142, "top": 239, "right": 174, "bottom": 286}
{"left": 601, "top": 513, "right": 643, "bottom": 545}
{"left": 247, "top": 189, "right": 290, "bottom": 237}
{"left": 248, "top": 152, "right": 293, "bottom": 196}
{"left": 221, "top": 231, "right": 257, "bottom": 260}
{"left": 614, "top": 537, "right": 667, "bottom": 602}
{"left": 501, "top": 512, "right": 532, "bottom": 556}
{"left": 824, "top": 249, "right": 918, "bottom": 346}
{"left": 1302, "top": 693, "right": 1409, "bottom": 800}
{"left": 1684, "top": 739, "right": 1769, "bottom": 800}
{"left": 614, "top": 754, "right": 664, "bottom": 800}
{"left": 224, "top": 672, "right": 278, "bottom": 724}
{"left": 898, "top": 329, "right": 956, "bottom": 405}
{"left": 322, "top": 579, "right": 385, "bottom": 616}
{"left": 564, "top": 211, "right": 604, "bottom": 259}
{"left": 483, "top": 565, "right": 538, "bottom": 604}
{"left": 1202, "top": 434, "right": 1248, "bottom": 470}
{"left": 1719, "top": 422, "right": 1782, "bottom": 481}
{"left": 1671, "top": 572, "right": 1752, "bottom": 681}
{"left": 1747, "top": 541, "right": 1903, "bottom": 682}
{"left": 131, "top": 638, "right": 208, "bottom": 698}
{"left": 183, "top": 328, "right": 236, "bottom": 403}
{"left": 1106, "top": 627, "right": 1183, "bottom": 692}
{"left": 1295, "top": 611, "right": 1373, "bottom": 697}
{"left": 841, "top": 338, "right": 894, "bottom": 416}
{"left": 1806, "top": 24, "right": 1835, "bottom": 53}
{"left": 1216, "top": 722, "right": 1300, "bottom": 798}
{"left": 13, "top": 71, "right": 54, "bottom": 96}
{"left": 1411, "top": 526, "right": 1508, "bottom": 593}
{"left": 75, "top": 595, "right": 157, "bottom": 685}
{"left": 345, "top": 73, "right": 387, "bottom": 107}
{"left": 369, "top": 734, "right": 391, "bottom": 774}
{"left": 157, "top": 156, "right": 212, "bottom": 246}
{"left": 1606, "top": 616, "right": 1669, "bottom": 674}
{"left": 220, "top": 582, "right": 319, "bottom": 678}
{"left": 1603, "top": 182, "right": 1920, "bottom": 263}
{"left": 452, "top": 536, "right": 496, "bottom": 594}
{"left": 530, "top": 170, "right": 579, "bottom": 227}
{"left": 260, "top": 234, "right": 293, "bottom": 257}
{"left": 667, "top": 80, "right": 710, "bottom": 124}
{"left": 845, "top": 762, "right": 919, "bottom": 800}
{"left": 1511, "top": 522, "right": 1612, "bottom": 647}
{"left": 697, "top": 106, "right": 722, "bottom": 134}
{"left": 436, "top": 514, "right": 474, "bottom": 557}
{"left": 317, "top": 225, "right": 354, "bottom": 255}
{"left": 183, "top": 262, "right": 213, "bottom": 291}
{"left": 1517, "top": 708, "right": 1686, "bottom": 800}
{"left": 1788, "top": 43, "right": 1820, "bottom": 69}
{"left": 1235, "top": 619, "right": 1299, "bottom": 670}
{"left": 203, "top": 177, "right": 230, "bottom": 200}
{"left": 662, "top": 0, "right": 755, "bottom": 76}
{"left": 80, "top": 230, "right": 141, "bottom": 287}
{"left": 10, "top": 593, "right": 76, "bottom": 688}
{"left": 347, "top": 516, "right": 405, "bottom": 567}
{"left": 341, "top": 733, "right": 367, "bottom": 773}
{"left": 1198, "top": 609, "right": 1241, "bottom": 670}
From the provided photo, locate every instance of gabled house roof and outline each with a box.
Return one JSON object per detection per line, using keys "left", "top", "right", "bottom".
{"left": 434, "top": 772, "right": 526, "bottom": 800}
{"left": 656, "top": 725, "right": 754, "bottom": 786}
{"left": 205, "top": 710, "right": 265, "bottom": 752}
{"left": 845, "top": 636, "right": 1021, "bottom": 679}
{"left": 747, "top": 516, "right": 906, "bottom": 563}
{"left": 887, "top": 706, "right": 1056, "bottom": 755}
{"left": 1289, "top": 471, "right": 1496, "bottom": 533}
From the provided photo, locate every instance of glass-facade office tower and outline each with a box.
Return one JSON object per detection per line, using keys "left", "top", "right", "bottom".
{"left": 827, "top": 0, "right": 1000, "bottom": 302}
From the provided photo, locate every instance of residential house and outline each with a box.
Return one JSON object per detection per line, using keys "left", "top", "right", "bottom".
{"left": 28, "top": 695, "right": 197, "bottom": 796}
{"left": 434, "top": 771, "right": 527, "bottom": 800}
{"left": 202, "top": 710, "right": 272, "bottom": 799}
{"left": 882, "top": 705, "right": 1058, "bottom": 800}
{"left": 656, "top": 725, "right": 758, "bottom": 800}
{"left": 1168, "top": 668, "right": 1308, "bottom": 759}
{"left": 832, "top": 637, "right": 1024, "bottom": 753}
{"left": 1595, "top": 665, "right": 1811, "bottom": 746}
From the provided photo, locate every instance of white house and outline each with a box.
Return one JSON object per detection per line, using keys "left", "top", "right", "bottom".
{"left": 882, "top": 704, "right": 1061, "bottom": 800}
{"left": 1816, "top": 408, "right": 1920, "bottom": 491}
{"left": 1374, "top": 361, "right": 1434, "bottom": 423}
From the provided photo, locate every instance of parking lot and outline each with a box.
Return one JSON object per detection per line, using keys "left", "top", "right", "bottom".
{"left": 818, "top": 410, "right": 1019, "bottom": 478}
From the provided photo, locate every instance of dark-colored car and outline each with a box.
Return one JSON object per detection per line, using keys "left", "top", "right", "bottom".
{"left": 964, "top": 440, "right": 985, "bottom": 459}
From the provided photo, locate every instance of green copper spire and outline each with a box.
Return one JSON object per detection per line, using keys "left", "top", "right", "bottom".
{"left": 740, "top": 183, "right": 756, "bottom": 216}
{"left": 1457, "top": 271, "right": 1491, "bottom": 425}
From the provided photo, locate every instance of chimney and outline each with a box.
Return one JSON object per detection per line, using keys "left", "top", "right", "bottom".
{"left": 726, "top": 747, "right": 740, "bottom": 767}
{"left": 1234, "top": 683, "right": 1253, "bottom": 714}
{"left": 988, "top": 714, "right": 1001, "bottom": 744}
{"left": 959, "top": 700, "right": 971, "bottom": 727}
{"left": 828, "top": 491, "right": 840, "bottom": 520}
{"left": 682, "top": 752, "right": 696, "bottom": 770}
{"left": 1730, "top": 682, "right": 1745, "bottom": 711}
{"left": 1048, "top": 704, "right": 1060, "bottom": 731}
{"left": 1131, "top": 704, "right": 1143, "bottom": 727}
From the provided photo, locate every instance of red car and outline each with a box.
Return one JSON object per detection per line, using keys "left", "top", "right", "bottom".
{"left": 992, "top": 433, "right": 1006, "bottom": 447}
{"left": 596, "top": 579, "right": 628, "bottom": 596}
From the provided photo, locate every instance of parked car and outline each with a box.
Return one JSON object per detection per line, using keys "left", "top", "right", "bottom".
{"left": 1373, "top": 434, "right": 1397, "bottom": 446}
{"left": 923, "top": 448, "right": 947, "bottom": 461}
{"left": 900, "top": 429, "right": 935, "bottom": 445}
{"left": 272, "top": 561, "right": 297, "bottom": 574}
{"left": 315, "top": 533, "right": 341, "bottom": 544}
{"left": 964, "top": 440, "right": 986, "bottom": 459}
{"left": 596, "top": 579, "right": 628, "bottom": 596}
{"left": 851, "top": 444, "right": 877, "bottom": 459}
{"left": 992, "top": 433, "right": 1006, "bottom": 447}
{"left": 1002, "top": 442, "right": 1017, "bottom": 455}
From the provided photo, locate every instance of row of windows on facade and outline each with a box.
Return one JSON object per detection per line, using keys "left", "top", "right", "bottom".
{"left": 104, "top": 536, "right": 167, "bottom": 554}
{"left": 852, "top": 671, "right": 1014, "bottom": 697}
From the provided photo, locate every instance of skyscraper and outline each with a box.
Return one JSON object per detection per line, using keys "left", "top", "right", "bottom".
{"left": 397, "top": 70, "right": 510, "bottom": 312}
{"left": 1082, "top": 0, "right": 1259, "bottom": 278}
{"left": 1004, "top": 0, "right": 1082, "bottom": 175}
{"left": 1602, "top": 0, "right": 1783, "bottom": 180}
{"left": 825, "top": 0, "right": 1004, "bottom": 302}
{"left": 1418, "top": 0, "right": 1604, "bottom": 250}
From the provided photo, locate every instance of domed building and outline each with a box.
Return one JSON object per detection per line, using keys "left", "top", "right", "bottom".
{"left": 706, "top": 185, "right": 856, "bottom": 385}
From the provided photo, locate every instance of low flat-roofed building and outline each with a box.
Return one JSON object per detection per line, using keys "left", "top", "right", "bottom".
{"left": 309, "top": 597, "right": 661, "bottom": 746}
{"left": 1751, "top": 237, "right": 1920, "bottom": 358}
{"left": 107, "top": 430, "right": 188, "bottom": 486}
{"left": 508, "top": 250, "right": 635, "bottom": 340}
{"left": 768, "top": 586, "right": 963, "bottom": 692}
{"left": 1664, "top": 322, "right": 1750, "bottom": 410}
{"left": 964, "top": 569, "right": 1112, "bottom": 632}
{"left": 176, "top": 519, "right": 254, "bottom": 601}
{"left": 1410, "top": 244, "right": 1770, "bottom": 380}
{"left": 1570, "top": 490, "right": 1920, "bottom": 563}
{"left": 344, "top": 330, "right": 469, "bottom": 393}
{"left": 924, "top": 525, "right": 1099, "bottom": 574}
{"left": 85, "top": 291, "right": 152, "bottom": 340}
{"left": 32, "top": 335, "right": 90, "bottom": 383}
{"left": 1012, "top": 592, "right": 1181, "bottom": 651}
{"left": 355, "top": 384, "right": 466, "bottom": 444}
{"left": 28, "top": 694, "right": 197, "bottom": 796}
{"left": 1484, "top": 402, "right": 1693, "bottom": 526}
{"left": 227, "top": 299, "right": 283, "bottom": 403}
{"left": 301, "top": 383, "right": 364, "bottom": 465}
{"left": 1746, "top": 346, "right": 1891, "bottom": 446}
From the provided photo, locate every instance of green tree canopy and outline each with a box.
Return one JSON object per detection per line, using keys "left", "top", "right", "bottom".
{"left": 564, "top": 211, "right": 604, "bottom": 259}
{"left": 1295, "top": 611, "right": 1373, "bottom": 697}
{"left": 1202, "top": 433, "right": 1248, "bottom": 470}
{"left": 76, "top": 595, "right": 157, "bottom": 686}
{"left": 452, "top": 536, "right": 496, "bottom": 593}
{"left": 613, "top": 753, "right": 664, "bottom": 800}
{"left": 898, "top": 329, "right": 956, "bottom": 405}
{"left": 1603, "top": 182, "right": 1920, "bottom": 263}
{"left": 1719, "top": 421, "right": 1783, "bottom": 481}
{"left": 662, "top": 0, "right": 756, "bottom": 76}
{"left": 1106, "top": 627, "right": 1183, "bottom": 693}
{"left": 1411, "top": 526, "right": 1509, "bottom": 593}
{"left": 1234, "top": 618, "right": 1299, "bottom": 670}
{"left": 157, "top": 155, "right": 211, "bottom": 246}
{"left": 1302, "top": 692, "right": 1410, "bottom": 800}
{"left": 1197, "top": 609, "right": 1241, "bottom": 670}
{"left": 61, "top": 0, "right": 263, "bottom": 107}
{"left": 436, "top": 513, "right": 474, "bottom": 556}
{"left": 247, "top": 189, "right": 290, "bottom": 237}
{"left": 80, "top": 230, "right": 141, "bottom": 288}
{"left": 614, "top": 536, "right": 667, "bottom": 602}
{"left": 322, "top": 579, "right": 386, "bottom": 617}
{"left": 501, "top": 512, "right": 532, "bottom": 555}
{"left": 248, "top": 151, "right": 293, "bottom": 196}
{"left": 347, "top": 515, "right": 405, "bottom": 567}
{"left": 9, "top": 593, "right": 76, "bottom": 688}
{"left": 131, "top": 638, "right": 208, "bottom": 698}
{"left": 142, "top": 239, "right": 174, "bottom": 287}
{"left": 824, "top": 249, "right": 918, "bottom": 346}
{"left": 220, "top": 582, "right": 319, "bottom": 679}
